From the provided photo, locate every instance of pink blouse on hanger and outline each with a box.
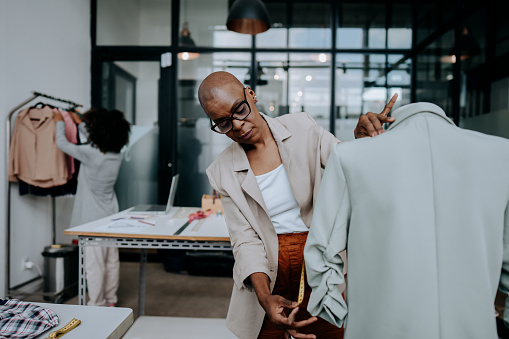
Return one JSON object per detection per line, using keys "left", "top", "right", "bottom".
{"left": 58, "top": 109, "right": 78, "bottom": 179}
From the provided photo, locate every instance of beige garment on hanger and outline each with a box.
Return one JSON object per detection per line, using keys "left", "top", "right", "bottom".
{"left": 9, "top": 106, "right": 68, "bottom": 188}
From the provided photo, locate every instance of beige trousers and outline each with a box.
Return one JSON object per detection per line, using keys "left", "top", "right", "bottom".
{"left": 85, "top": 246, "right": 119, "bottom": 306}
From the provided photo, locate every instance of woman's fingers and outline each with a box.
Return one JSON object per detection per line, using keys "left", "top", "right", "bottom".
{"left": 354, "top": 93, "right": 399, "bottom": 138}
{"left": 293, "top": 315, "right": 318, "bottom": 328}
{"left": 381, "top": 93, "right": 398, "bottom": 116}
{"left": 286, "top": 329, "right": 317, "bottom": 339}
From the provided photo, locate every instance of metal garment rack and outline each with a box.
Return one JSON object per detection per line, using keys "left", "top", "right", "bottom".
{"left": 5, "top": 91, "right": 83, "bottom": 298}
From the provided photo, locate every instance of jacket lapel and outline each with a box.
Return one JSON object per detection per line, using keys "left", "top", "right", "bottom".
{"left": 231, "top": 114, "right": 300, "bottom": 217}
{"left": 264, "top": 115, "right": 303, "bottom": 207}
{"left": 232, "top": 142, "right": 269, "bottom": 215}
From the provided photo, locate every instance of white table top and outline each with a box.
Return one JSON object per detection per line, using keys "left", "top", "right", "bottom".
{"left": 64, "top": 207, "right": 230, "bottom": 241}
{"left": 122, "top": 316, "right": 236, "bottom": 339}
{"left": 34, "top": 303, "right": 133, "bottom": 339}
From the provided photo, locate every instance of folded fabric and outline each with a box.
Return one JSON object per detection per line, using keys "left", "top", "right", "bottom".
{"left": 0, "top": 299, "right": 59, "bottom": 338}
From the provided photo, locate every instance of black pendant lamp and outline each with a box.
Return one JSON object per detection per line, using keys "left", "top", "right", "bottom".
{"left": 226, "top": 0, "right": 271, "bottom": 35}
{"left": 178, "top": 22, "right": 200, "bottom": 61}
{"left": 244, "top": 63, "right": 268, "bottom": 86}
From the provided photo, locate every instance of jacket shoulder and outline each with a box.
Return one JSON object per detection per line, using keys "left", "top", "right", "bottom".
{"left": 206, "top": 144, "right": 236, "bottom": 192}
{"left": 207, "top": 144, "right": 235, "bottom": 173}
{"left": 460, "top": 128, "right": 509, "bottom": 145}
{"left": 274, "top": 112, "right": 321, "bottom": 133}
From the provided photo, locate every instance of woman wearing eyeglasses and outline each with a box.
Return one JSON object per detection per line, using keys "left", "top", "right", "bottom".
{"left": 199, "top": 71, "right": 396, "bottom": 339}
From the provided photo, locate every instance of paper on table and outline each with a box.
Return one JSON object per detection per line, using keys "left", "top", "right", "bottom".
{"left": 180, "top": 214, "right": 229, "bottom": 237}
{"left": 171, "top": 207, "right": 200, "bottom": 219}
{"left": 97, "top": 219, "right": 149, "bottom": 234}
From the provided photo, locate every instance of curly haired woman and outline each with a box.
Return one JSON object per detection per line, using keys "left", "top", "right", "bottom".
{"left": 54, "top": 108, "right": 130, "bottom": 307}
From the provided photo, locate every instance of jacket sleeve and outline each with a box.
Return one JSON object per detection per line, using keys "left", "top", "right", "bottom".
{"left": 207, "top": 168, "right": 272, "bottom": 291}
{"left": 304, "top": 146, "right": 349, "bottom": 328}
{"left": 499, "top": 199, "right": 509, "bottom": 328}
{"left": 55, "top": 121, "right": 89, "bottom": 163}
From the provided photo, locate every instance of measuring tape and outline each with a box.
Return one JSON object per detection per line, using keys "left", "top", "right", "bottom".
{"left": 297, "top": 261, "right": 306, "bottom": 306}
{"left": 48, "top": 318, "right": 81, "bottom": 338}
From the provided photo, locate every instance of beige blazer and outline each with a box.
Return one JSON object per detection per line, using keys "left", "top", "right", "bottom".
{"left": 206, "top": 112, "right": 339, "bottom": 338}
{"left": 9, "top": 106, "right": 68, "bottom": 188}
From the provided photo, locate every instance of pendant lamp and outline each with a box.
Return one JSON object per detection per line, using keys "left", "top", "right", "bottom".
{"left": 178, "top": 22, "right": 200, "bottom": 61}
{"left": 226, "top": 0, "right": 271, "bottom": 35}
{"left": 244, "top": 63, "right": 268, "bottom": 86}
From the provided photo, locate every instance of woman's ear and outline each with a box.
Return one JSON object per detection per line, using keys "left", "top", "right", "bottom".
{"left": 246, "top": 86, "right": 258, "bottom": 103}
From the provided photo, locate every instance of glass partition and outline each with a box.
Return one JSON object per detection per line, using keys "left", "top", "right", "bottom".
{"left": 176, "top": 53, "right": 250, "bottom": 206}
{"left": 256, "top": 53, "right": 331, "bottom": 131}
{"left": 388, "top": 4, "right": 412, "bottom": 49}
{"left": 102, "top": 61, "right": 160, "bottom": 210}
{"left": 97, "top": 0, "right": 172, "bottom": 45}
{"left": 180, "top": 0, "right": 251, "bottom": 48}
{"left": 256, "top": 0, "right": 331, "bottom": 48}
{"left": 335, "top": 53, "right": 410, "bottom": 140}
{"left": 459, "top": 8, "right": 486, "bottom": 119}
{"left": 338, "top": 3, "right": 386, "bottom": 49}
{"left": 416, "top": 30, "right": 455, "bottom": 116}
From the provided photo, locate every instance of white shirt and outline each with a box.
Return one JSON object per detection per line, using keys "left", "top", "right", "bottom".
{"left": 255, "top": 164, "right": 308, "bottom": 234}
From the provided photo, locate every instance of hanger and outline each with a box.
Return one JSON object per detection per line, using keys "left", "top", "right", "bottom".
{"left": 27, "top": 102, "right": 58, "bottom": 121}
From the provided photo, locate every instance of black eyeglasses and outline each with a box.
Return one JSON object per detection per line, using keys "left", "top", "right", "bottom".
{"left": 210, "top": 87, "right": 251, "bottom": 134}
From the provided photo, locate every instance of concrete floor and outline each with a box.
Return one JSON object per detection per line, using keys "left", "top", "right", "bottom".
{"left": 113, "top": 261, "right": 233, "bottom": 319}
{"left": 22, "top": 260, "right": 234, "bottom": 319}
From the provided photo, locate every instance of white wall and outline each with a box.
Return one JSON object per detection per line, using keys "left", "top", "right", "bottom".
{"left": 0, "top": 0, "right": 91, "bottom": 296}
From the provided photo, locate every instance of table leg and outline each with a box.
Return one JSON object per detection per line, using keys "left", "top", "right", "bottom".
{"left": 138, "top": 249, "right": 147, "bottom": 316}
{"left": 78, "top": 237, "right": 86, "bottom": 305}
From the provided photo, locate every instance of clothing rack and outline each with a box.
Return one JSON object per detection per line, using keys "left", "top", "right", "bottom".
{"left": 5, "top": 91, "right": 83, "bottom": 298}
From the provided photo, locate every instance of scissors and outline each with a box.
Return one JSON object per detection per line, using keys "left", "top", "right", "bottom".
{"left": 173, "top": 209, "right": 212, "bottom": 235}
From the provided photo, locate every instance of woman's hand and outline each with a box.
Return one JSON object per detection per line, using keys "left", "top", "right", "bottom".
{"left": 250, "top": 272, "right": 317, "bottom": 338}
{"left": 71, "top": 112, "right": 83, "bottom": 124}
{"left": 53, "top": 109, "right": 63, "bottom": 122}
{"left": 354, "top": 93, "right": 398, "bottom": 138}
{"left": 259, "top": 294, "right": 318, "bottom": 339}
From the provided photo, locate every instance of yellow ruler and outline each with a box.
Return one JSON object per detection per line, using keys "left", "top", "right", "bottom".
{"left": 297, "top": 261, "right": 305, "bottom": 306}
{"left": 48, "top": 318, "right": 81, "bottom": 338}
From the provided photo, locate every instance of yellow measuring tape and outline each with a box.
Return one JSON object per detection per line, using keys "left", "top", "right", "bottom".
{"left": 48, "top": 318, "right": 81, "bottom": 338}
{"left": 297, "top": 261, "right": 306, "bottom": 306}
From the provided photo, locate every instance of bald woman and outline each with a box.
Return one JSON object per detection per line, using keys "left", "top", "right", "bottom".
{"left": 200, "top": 71, "right": 396, "bottom": 339}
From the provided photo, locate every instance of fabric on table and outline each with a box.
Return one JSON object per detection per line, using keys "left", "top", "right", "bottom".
{"left": 257, "top": 232, "right": 344, "bottom": 339}
{"left": 0, "top": 299, "right": 59, "bottom": 338}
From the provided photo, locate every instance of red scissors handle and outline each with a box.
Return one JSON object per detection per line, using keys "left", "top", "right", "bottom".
{"left": 188, "top": 209, "right": 212, "bottom": 222}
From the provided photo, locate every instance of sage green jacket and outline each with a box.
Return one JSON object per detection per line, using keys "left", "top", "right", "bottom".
{"left": 305, "top": 102, "right": 509, "bottom": 339}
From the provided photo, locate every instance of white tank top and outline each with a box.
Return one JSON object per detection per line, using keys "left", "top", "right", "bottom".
{"left": 255, "top": 164, "right": 309, "bottom": 234}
